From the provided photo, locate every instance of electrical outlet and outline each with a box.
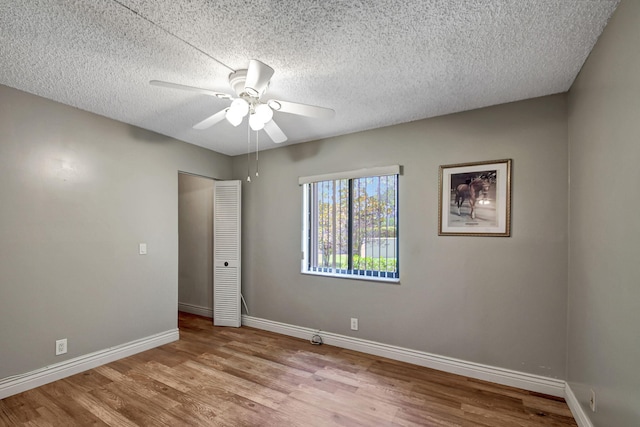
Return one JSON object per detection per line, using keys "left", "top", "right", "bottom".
{"left": 55, "top": 339, "right": 67, "bottom": 356}
{"left": 350, "top": 318, "right": 358, "bottom": 331}
{"left": 589, "top": 389, "right": 596, "bottom": 412}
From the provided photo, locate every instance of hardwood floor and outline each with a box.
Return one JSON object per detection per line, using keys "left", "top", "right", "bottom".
{"left": 0, "top": 312, "right": 577, "bottom": 426}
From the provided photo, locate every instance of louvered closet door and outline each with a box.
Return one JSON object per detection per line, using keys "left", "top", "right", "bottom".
{"left": 213, "top": 180, "right": 241, "bottom": 327}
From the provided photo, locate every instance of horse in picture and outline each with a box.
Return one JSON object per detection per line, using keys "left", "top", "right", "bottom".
{"left": 455, "top": 178, "right": 490, "bottom": 219}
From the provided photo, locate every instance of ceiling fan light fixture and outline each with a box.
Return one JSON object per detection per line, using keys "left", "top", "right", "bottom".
{"left": 151, "top": 59, "right": 329, "bottom": 146}
{"left": 226, "top": 109, "right": 243, "bottom": 127}
{"left": 249, "top": 114, "right": 265, "bottom": 131}
{"left": 254, "top": 103, "right": 273, "bottom": 123}
{"left": 229, "top": 98, "right": 249, "bottom": 117}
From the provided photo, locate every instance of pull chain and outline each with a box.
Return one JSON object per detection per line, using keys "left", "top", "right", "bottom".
{"left": 255, "top": 130, "right": 259, "bottom": 177}
{"left": 246, "top": 120, "right": 251, "bottom": 182}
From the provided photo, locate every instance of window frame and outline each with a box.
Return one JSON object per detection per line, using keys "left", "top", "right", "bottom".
{"left": 300, "top": 167, "right": 400, "bottom": 283}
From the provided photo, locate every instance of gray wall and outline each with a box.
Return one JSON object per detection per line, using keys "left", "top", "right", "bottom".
{"left": 233, "top": 94, "right": 569, "bottom": 379}
{"left": 0, "top": 84, "right": 231, "bottom": 379}
{"left": 178, "top": 173, "right": 214, "bottom": 313}
{"left": 567, "top": 1, "right": 640, "bottom": 425}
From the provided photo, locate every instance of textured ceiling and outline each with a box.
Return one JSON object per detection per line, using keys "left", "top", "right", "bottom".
{"left": 0, "top": 0, "right": 619, "bottom": 156}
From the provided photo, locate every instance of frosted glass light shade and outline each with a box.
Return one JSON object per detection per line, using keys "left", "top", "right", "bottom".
{"left": 249, "top": 114, "right": 265, "bottom": 131}
{"left": 226, "top": 109, "right": 243, "bottom": 127}
{"left": 229, "top": 98, "right": 249, "bottom": 117}
{"left": 254, "top": 103, "right": 273, "bottom": 123}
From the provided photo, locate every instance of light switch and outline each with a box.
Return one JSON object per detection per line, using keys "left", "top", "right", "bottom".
{"left": 139, "top": 243, "right": 147, "bottom": 255}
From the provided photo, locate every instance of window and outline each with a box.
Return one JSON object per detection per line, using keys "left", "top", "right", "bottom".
{"left": 301, "top": 167, "right": 399, "bottom": 281}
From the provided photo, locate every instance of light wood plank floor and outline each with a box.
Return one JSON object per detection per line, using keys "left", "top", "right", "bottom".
{"left": 0, "top": 312, "right": 577, "bottom": 426}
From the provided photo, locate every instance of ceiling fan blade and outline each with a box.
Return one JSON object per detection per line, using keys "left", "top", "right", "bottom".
{"left": 263, "top": 119, "right": 287, "bottom": 143}
{"left": 193, "top": 108, "right": 228, "bottom": 130}
{"left": 244, "top": 60, "right": 274, "bottom": 97}
{"left": 267, "top": 99, "right": 335, "bottom": 119}
{"left": 150, "top": 80, "right": 232, "bottom": 99}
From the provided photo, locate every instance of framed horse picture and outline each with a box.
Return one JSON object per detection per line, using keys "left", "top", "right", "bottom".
{"left": 438, "top": 159, "right": 512, "bottom": 236}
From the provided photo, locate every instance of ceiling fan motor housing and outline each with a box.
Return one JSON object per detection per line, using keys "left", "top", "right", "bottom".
{"left": 229, "top": 68, "right": 272, "bottom": 98}
{"left": 228, "top": 69, "right": 247, "bottom": 96}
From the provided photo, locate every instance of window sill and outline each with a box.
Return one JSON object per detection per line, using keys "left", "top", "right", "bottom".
{"left": 301, "top": 270, "right": 400, "bottom": 284}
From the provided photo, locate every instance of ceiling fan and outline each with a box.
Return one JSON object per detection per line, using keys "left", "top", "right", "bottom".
{"left": 150, "top": 60, "right": 335, "bottom": 144}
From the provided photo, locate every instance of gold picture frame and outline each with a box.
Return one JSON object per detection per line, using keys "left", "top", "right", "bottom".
{"left": 438, "top": 159, "right": 512, "bottom": 236}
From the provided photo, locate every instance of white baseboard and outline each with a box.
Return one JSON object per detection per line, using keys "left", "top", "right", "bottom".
{"left": 0, "top": 328, "right": 179, "bottom": 400}
{"left": 565, "top": 383, "right": 594, "bottom": 427}
{"left": 178, "top": 302, "right": 213, "bottom": 318}
{"left": 242, "top": 315, "right": 566, "bottom": 397}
